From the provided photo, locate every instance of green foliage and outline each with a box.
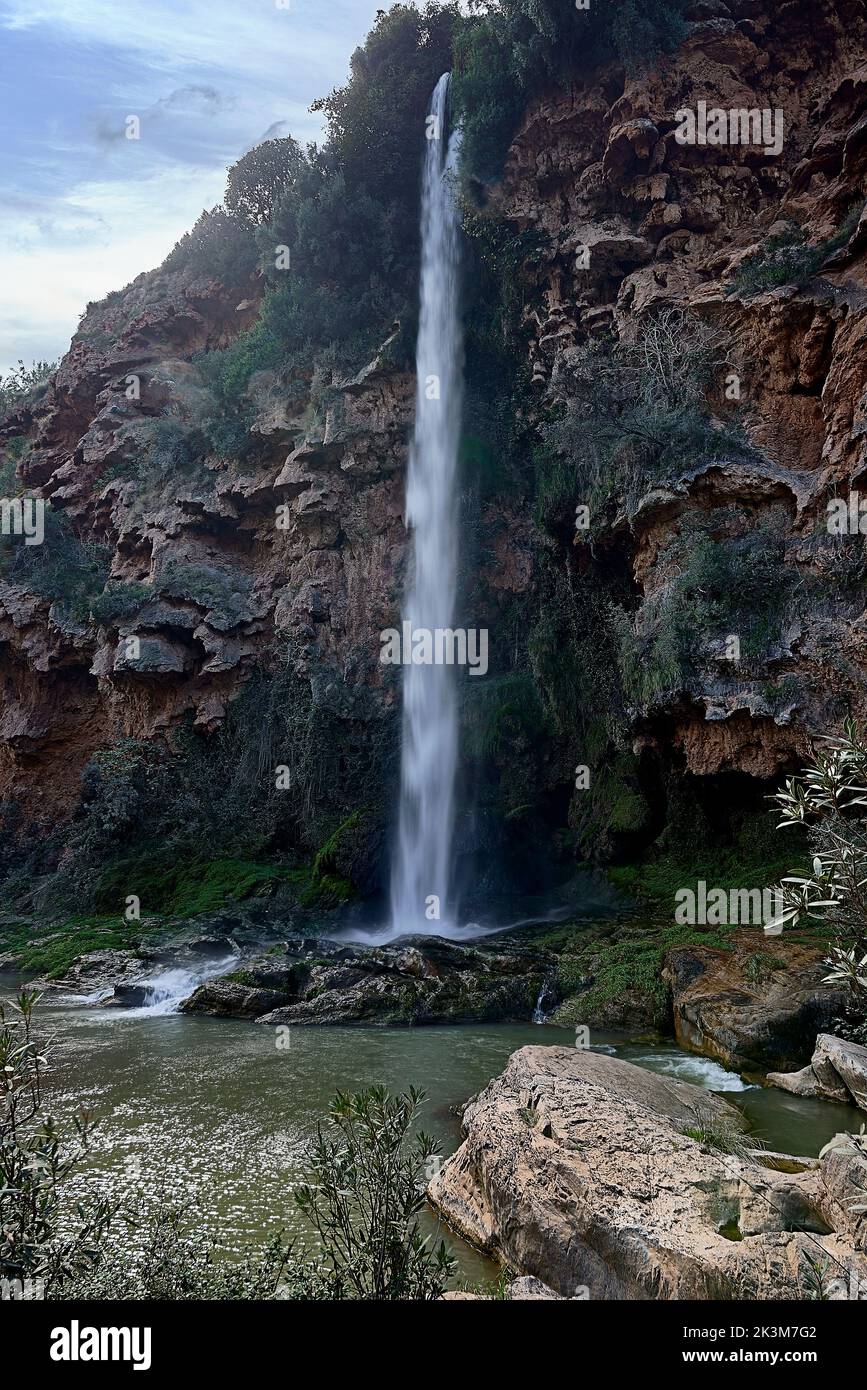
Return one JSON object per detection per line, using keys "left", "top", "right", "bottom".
{"left": 460, "top": 209, "right": 544, "bottom": 501}
{"left": 681, "top": 1103, "right": 754, "bottom": 1160}
{"left": 463, "top": 674, "right": 546, "bottom": 761}
{"left": 770, "top": 720, "right": 867, "bottom": 976}
{"left": 193, "top": 4, "right": 459, "bottom": 409}
{"left": 744, "top": 951, "right": 786, "bottom": 986}
{"left": 0, "top": 989, "right": 117, "bottom": 1295}
{"left": 109, "top": 415, "right": 213, "bottom": 494}
{"left": 729, "top": 206, "right": 865, "bottom": 298}
{"left": 614, "top": 513, "right": 795, "bottom": 707}
{"left": 298, "top": 812, "right": 363, "bottom": 909}
{"left": 0, "top": 359, "right": 57, "bottom": 419}
{"left": 163, "top": 206, "right": 258, "bottom": 281}
{"left": 453, "top": 0, "right": 688, "bottom": 181}
{"left": 452, "top": 19, "right": 524, "bottom": 181}
{"left": 607, "top": 811, "right": 805, "bottom": 916}
{"left": 294, "top": 1086, "right": 455, "bottom": 1300}
{"left": 90, "top": 581, "right": 152, "bottom": 626}
{"left": 553, "top": 922, "right": 735, "bottom": 1028}
{"left": 529, "top": 562, "right": 620, "bottom": 751}
{"left": 156, "top": 559, "right": 252, "bottom": 627}
{"left": 225, "top": 137, "right": 306, "bottom": 224}
{"left": 0, "top": 917, "right": 142, "bottom": 979}
{"left": 310, "top": 3, "right": 460, "bottom": 219}
{"left": 0, "top": 506, "right": 110, "bottom": 623}
{"left": 42, "top": 665, "right": 389, "bottom": 914}
{"left": 536, "top": 309, "right": 736, "bottom": 530}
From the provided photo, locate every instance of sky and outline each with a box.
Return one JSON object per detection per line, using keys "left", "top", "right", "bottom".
{"left": 0, "top": 0, "right": 394, "bottom": 374}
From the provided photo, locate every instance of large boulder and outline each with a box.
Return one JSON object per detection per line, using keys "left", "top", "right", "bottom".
{"left": 768, "top": 1034, "right": 867, "bottom": 1112}
{"left": 663, "top": 935, "right": 847, "bottom": 1072}
{"left": 427, "top": 1046, "right": 867, "bottom": 1300}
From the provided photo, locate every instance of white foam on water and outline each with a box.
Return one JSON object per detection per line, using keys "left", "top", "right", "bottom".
{"left": 119, "top": 954, "right": 238, "bottom": 1017}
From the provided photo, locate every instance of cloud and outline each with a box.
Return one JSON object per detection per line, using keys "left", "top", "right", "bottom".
{"left": 257, "top": 121, "right": 293, "bottom": 144}
{"left": 92, "top": 84, "right": 236, "bottom": 145}
{"left": 0, "top": 0, "right": 390, "bottom": 371}
{"left": 0, "top": 163, "right": 227, "bottom": 369}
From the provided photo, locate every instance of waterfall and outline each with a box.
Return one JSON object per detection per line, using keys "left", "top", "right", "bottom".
{"left": 389, "top": 73, "right": 464, "bottom": 937}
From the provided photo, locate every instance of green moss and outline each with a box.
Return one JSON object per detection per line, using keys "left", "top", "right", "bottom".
{"left": 222, "top": 970, "right": 262, "bottom": 987}
{"left": 606, "top": 807, "right": 805, "bottom": 913}
{"left": 743, "top": 951, "right": 786, "bottom": 985}
{"left": 298, "top": 871, "right": 353, "bottom": 910}
{"left": 295, "top": 812, "right": 362, "bottom": 908}
{"left": 93, "top": 856, "right": 293, "bottom": 919}
{"left": 0, "top": 915, "right": 142, "bottom": 978}
{"left": 552, "top": 922, "right": 736, "bottom": 1028}
{"left": 607, "top": 847, "right": 798, "bottom": 913}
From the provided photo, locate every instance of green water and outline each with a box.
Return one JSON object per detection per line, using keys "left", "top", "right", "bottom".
{"left": 5, "top": 977, "right": 864, "bottom": 1287}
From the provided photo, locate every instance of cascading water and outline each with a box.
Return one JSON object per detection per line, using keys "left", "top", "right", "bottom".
{"left": 389, "top": 73, "right": 464, "bottom": 938}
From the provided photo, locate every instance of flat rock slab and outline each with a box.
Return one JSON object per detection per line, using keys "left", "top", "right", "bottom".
{"left": 428, "top": 1045, "right": 867, "bottom": 1300}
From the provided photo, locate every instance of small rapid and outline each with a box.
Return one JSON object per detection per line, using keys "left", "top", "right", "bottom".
{"left": 119, "top": 955, "right": 238, "bottom": 1018}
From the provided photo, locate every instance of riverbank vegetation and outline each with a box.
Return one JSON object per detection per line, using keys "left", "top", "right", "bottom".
{"left": 0, "top": 990, "right": 455, "bottom": 1300}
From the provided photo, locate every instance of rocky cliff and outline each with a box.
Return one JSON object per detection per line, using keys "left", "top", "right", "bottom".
{"left": 2, "top": 0, "right": 867, "bottom": 906}
{"left": 503, "top": 0, "right": 867, "bottom": 786}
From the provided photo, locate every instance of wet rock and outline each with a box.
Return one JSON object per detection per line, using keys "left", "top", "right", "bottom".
{"left": 179, "top": 978, "right": 290, "bottom": 1019}
{"left": 768, "top": 1033, "right": 867, "bottom": 1112}
{"left": 663, "top": 935, "right": 847, "bottom": 1072}
{"left": 175, "top": 934, "right": 556, "bottom": 1027}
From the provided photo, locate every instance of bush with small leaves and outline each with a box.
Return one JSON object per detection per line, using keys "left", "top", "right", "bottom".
{"left": 0, "top": 359, "right": 57, "bottom": 419}
{"left": 0, "top": 989, "right": 117, "bottom": 1296}
{"left": 294, "top": 1085, "right": 455, "bottom": 1300}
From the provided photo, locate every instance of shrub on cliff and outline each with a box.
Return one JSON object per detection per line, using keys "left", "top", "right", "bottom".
{"left": 536, "top": 308, "right": 733, "bottom": 529}
{"left": 0, "top": 507, "right": 110, "bottom": 623}
{"left": 729, "top": 205, "right": 866, "bottom": 298}
{"left": 193, "top": 3, "right": 459, "bottom": 408}
{"left": 0, "top": 358, "right": 57, "bottom": 420}
{"left": 614, "top": 514, "right": 795, "bottom": 707}
{"left": 89, "top": 581, "right": 152, "bottom": 626}
{"left": 163, "top": 206, "right": 258, "bottom": 282}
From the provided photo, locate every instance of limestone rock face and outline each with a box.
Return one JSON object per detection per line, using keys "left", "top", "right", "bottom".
{"left": 498, "top": 0, "right": 867, "bottom": 779}
{"left": 427, "top": 1045, "right": 867, "bottom": 1300}
{"left": 768, "top": 1033, "right": 867, "bottom": 1111}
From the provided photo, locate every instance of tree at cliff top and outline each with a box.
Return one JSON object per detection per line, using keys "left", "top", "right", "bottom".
{"left": 179, "top": 3, "right": 460, "bottom": 411}
{"left": 453, "top": 0, "right": 690, "bottom": 180}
